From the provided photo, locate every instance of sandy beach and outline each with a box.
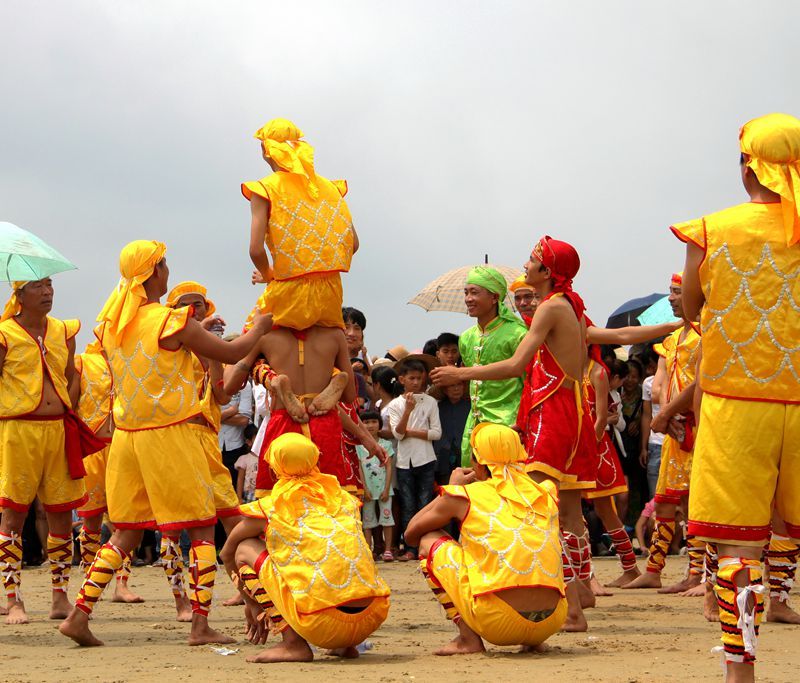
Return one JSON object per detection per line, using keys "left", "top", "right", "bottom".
{"left": 2, "top": 556, "right": 796, "bottom": 682}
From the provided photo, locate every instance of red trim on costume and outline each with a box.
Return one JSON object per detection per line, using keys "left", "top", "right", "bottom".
{"left": 654, "top": 493, "right": 684, "bottom": 505}
{"left": 784, "top": 522, "right": 800, "bottom": 540}
{"left": 216, "top": 506, "right": 241, "bottom": 518}
{"left": 0, "top": 497, "right": 30, "bottom": 513}
{"left": 77, "top": 505, "right": 108, "bottom": 519}
{"left": 687, "top": 520, "right": 771, "bottom": 542}
{"left": 42, "top": 493, "right": 89, "bottom": 513}
{"left": 669, "top": 225, "right": 706, "bottom": 252}
{"left": 159, "top": 516, "right": 218, "bottom": 532}
{"left": 113, "top": 519, "right": 157, "bottom": 530}
{"left": 254, "top": 549, "right": 270, "bottom": 575}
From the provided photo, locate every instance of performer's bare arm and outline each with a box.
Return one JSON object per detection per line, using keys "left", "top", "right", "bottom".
{"left": 591, "top": 364, "right": 610, "bottom": 442}
{"left": 0, "top": 345, "right": 5, "bottom": 375}
{"left": 248, "top": 194, "right": 273, "bottom": 281}
{"left": 219, "top": 516, "right": 265, "bottom": 581}
{"left": 404, "top": 494, "right": 469, "bottom": 548}
{"left": 651, "top": 381, "right": 696, "bottom": 438}
{"left": 334, "top": 333, "right": 357, "bottom": 405}
{"left": 351, "top": 225, "right": 360, "bottom": 254}
{"left": 652, "top": 357, "right": 666, "bottom": 403}
{"left": 681, "top": 243, "right": 706, "bottom": 322}
{"left": 68, "top": 363, "right": 81, "bottom": 408}
{"left": 65, "top": 337, "right": 77, "bottom": 388}
{"left": 693, "top": 345, "right": 704, "bottom": 419}
{"left": 587, "top": 322, "right": 680, "bottom": 345}
{"left": 640, "top": 397, "right": 652, "bottom": 467}
{"left": 167, "top": 313, "right": 272, "bottom": 365}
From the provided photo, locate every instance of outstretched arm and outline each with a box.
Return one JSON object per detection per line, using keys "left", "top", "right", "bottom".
{"left": 172, "top": 313, "right": 272, "bottom": 365}
{"left": 404, "top": 494, "right": 468, "bottom": 548}
{"left": 335, "top": 333, "right": 357, "bottom": 404}
{"left": 587, "top": 321, "right": 680, "bottom": 345}
{"left": 591, "top": 365, "right": 610, "bottom": 442}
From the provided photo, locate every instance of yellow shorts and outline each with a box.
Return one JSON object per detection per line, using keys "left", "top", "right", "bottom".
{"left": 258, "top": 559, "right": 389, "bottom": 649}
{"left": 688, "top": 393, "right": 800, "bottom": 545}
{"left": 427, "top": 538, "right": 567, "bottom": 646}
{"left": 106, "top": 422, "right": 216, "bottom": 531}
{"left": 654, "top": 435, "right": 692, "bottom": 505}
{"left": 188, "top": 423, "right": 240, "bottom": 517}
{"left": 77, "top": 443, "right": 111, "bottom": 518}
{"left": 245, "top": 272, "right": 345, "bottom": 331}
{"left": 0, "top": 418, "right": 87, "bottom": 513}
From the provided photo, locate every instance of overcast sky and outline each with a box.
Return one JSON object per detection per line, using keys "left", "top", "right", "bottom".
{"left": 2, "top": 1, "right": 799, "bottom": 355}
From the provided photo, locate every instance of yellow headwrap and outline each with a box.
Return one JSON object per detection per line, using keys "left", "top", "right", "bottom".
{"left": 740, "top": 112, "right": 800, "bottom": 245}
{"left": 470, "top": 423, "right": 556, "bottom": 519}
{"left": 265, "top": 433, "right": 344, "bottom": 521}
{"left": 254, "top": 118, "right": 318, "bottom": 199}
{"left": 1, "top": 281, "right": 30, "bottom": 322}
{"left": 509, "top": 274, "right": 534, "bottom": 293}
{"left": 166, "top": 281, "right": 216, "bottom": 318}
{"left": 96, "top": 240, "right": 167, "bottom": 345}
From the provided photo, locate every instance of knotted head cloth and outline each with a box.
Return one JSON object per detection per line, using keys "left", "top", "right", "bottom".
{"left": 740, "top": 113, "right": 800, "bottom": 245}
{"left": 97, "top": 240, "right": 166, "bottom": 346}
{"left": 532, "top": 235, "right": 586, "bottom": 319}
{"left": 254, "top": 118, "right": 318, "bottom": 199}
{"left": 509, "top": 274, "right": 534, "bottom": 293}
{"left": 1, "top": 281, "right": 30, "bottom": 322}
{"left": 166, "top": 280, "right": 216, "bottom": 318}
{"left": 466, "top": 266, "right": 524, "bottom": 328}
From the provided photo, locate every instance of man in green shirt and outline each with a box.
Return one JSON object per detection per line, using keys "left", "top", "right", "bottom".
{"left": 457, "top": 267, "right": 527, "bottom": 466}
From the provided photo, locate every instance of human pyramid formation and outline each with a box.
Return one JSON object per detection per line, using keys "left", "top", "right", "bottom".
{"left": 0, "top": 113, "right": 798, "bottom": 682}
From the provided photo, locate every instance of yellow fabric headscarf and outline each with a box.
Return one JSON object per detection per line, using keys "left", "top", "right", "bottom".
{"left": 740, "top": 113, "right": 800, "bottom": 245}
{"left": 470, "top": 423, "right": 555, "bottom": 519}
{"left": 166, "top": 281, "right": 216, "bottom": 318}
{"left": 1, "top": 281, "right": 29, "bottom": 322}
{"left": 96, "top": 240, "right": 167, "bottom": 345}
{"left": 254, "top": 118, "right": 318, "bottom": 199}
{"left": 266, "top": 433, "right": 344, "bottom": 521}
{"left": 509, "top": 274, "right": 534, "bottom": 293}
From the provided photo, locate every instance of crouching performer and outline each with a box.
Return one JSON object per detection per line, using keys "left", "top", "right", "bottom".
{"left": 220, "top": 433, "right": 390, "bottom": 663}
{"left": 405, "top": 422, "right": 566, "bottom": 655}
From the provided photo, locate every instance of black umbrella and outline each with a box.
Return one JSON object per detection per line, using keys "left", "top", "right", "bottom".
{"left": 605, "top": 293, "right": 667, "bottom": 329}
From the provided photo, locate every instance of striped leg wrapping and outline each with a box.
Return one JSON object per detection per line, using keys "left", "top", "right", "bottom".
{"left": 561, "top": 530, "right": 580, "bottom": 584}
{"left": 766, "top": 535, "right": 798, "bottom": 603}
{"left": 237, "top": 564, "right": 286, "bottom": 634}
{"left": 577, "top": 530, "right": 592, "bottom": 582}
{"left": 117, "top": 555, "right": 132, "bottom": 584}
{"left": 47, "top": 533, "right": 73, "bottom": 593}
{"left": 714, "top": 558, "right": 765, "bottom": 665}
{"left": 608, "top": 527, "right": 637, "bottom": 572}
{"left": 704, "top": 543, "right": 718, "bottom": 585}
{"left": 76, "top": 543, "right": 126, "bottom": 615}
{"left": 0, "top": 532, "right": 23, "bottom": 601}
{"left": 645, "top": 517, "right": 675, "bottom": 574}
{"left": 160, "top": 535, "right": 187, "bottom": 598}
{"left": 78, "top": 527, "right": 102, "bottom": 576}
{"left": 189, "top": 541, "right": 216, "bottom": 617}
{"left": 686, "top": 535, "right": 705, "bottom": 576}
{"left": 420, "top": 561, "right": 460, "bottom": 622}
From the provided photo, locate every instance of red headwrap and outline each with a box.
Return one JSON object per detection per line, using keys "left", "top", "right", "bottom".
{"left": 671, "top": 271, "right": 683, "bottom": 287}
{"left": 533, "top": 235, "right": 586, "bottom": 319}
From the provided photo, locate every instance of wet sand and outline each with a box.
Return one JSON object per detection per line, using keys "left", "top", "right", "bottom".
{"left": 2, "top": 556, "right": 796, "bottom": 682}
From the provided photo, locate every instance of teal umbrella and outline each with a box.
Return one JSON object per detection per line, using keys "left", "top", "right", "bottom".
{"left": 637, "top": 295, "right": 680, "bottom": 326}
{"left": 0, "top": 222, "right": 76, "bottom": 282}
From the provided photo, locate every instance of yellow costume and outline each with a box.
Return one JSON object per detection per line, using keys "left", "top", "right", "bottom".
{"left": 242, "top": 118, "right": 354, "bottom": 331}
{"left": 671, "top": 113, "right": 800, "bottom": 666}
{"left": 0, "top": 312, "right": 84, "bottom": 512}
{"left": 239, "top": 433, "right": 390, "bottom": 648}
{"left": 422, "top": 423, "right": 566, "bottom": 647}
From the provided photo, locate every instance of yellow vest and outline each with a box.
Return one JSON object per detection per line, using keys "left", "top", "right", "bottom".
{"left": 242, "top": 172, "right": 354, "bottom": 281}
{"left": 246, "top": 492, "right": 390, "bottom": 613}
{"left": 656, "top": 325, "right": 701, "bottom": 402}
{"left": 193, "top": 355, "right": 221, "bottom": 433}
{"left": 672, "top": 202, "right": 800, "bottom": 402}
{"left": 442, "top": 480, "right": 564, "bottom": 597}
{"left": 99, "top": 304, "right": 200, "bottom": 430}
{"left": 0, "top": 316, "right": 79, "bottom": 417}
{"left": 75, "top": 350, "right": 113, "bottom": 434}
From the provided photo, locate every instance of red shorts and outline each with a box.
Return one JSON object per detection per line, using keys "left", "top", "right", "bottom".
{"left": 584, "top": 432, "right": 627, "bottom": 499}
{"left": 522, "top": 385, "right": 597, "bottom": 490}
{"left": 255, "top": 409, "right": 345, "bottom": 495}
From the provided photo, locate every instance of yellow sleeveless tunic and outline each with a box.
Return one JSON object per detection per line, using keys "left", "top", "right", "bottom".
{"left": 75, "top": 350, "right": 113, "bottom": 434}
{"left": 0, "top": 316, "right": 80, "bottom": 417}
{"left": 672, "top": 202, "right": 800, "bottom": 403}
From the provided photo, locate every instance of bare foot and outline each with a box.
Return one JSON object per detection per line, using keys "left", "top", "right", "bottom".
{"left": 658, "top": 573, "right": 701, "bottom": 594}
{"left": 434, "top": 634, "right": 486, "bottom": 656}
{"left": 677, "top": 583, "right": 706, "bottom": 597}
{"left": 273, "top": 375, "right": 308, "bottom": 424}
{"left": 112, "top": 582, "right": 145, "bottom": 603}
{"left": 520, "top": 642, "right": 550, "bottom": 653}
{"left": 725, "top": 661, "right": 756, "bottom": 683}
{"left": 223, "top": 593, "right": 245, "bottom": 607}
{"left": 703, "top": 588, "right": 719, "bottom": 622}
{"left": 621, "top": 571, "right": 662, "bottom": 589}
{"left": 175, "top": 595, "right": 192, "bottom": 623}
{"left": 606, "top": 567, "right": 641, "bottom": 588}
{"left": 49, "top": 591, "right": 72, "bottom": 620}
{"left": 5, "top": 601, "right": 28, "bottom": 625}
{"left": 325, "top": 646, "right": 359, "bottom": 658}
{"left": 247, "top": 640, "right": 314, "bottom": 663}
{"left": 308, "top": 373, "right": 350, "bottom": 416}
{"left": 562, "top": 583, "right": 588, "bottom": 632}
{"left": 0, "top": 605, "right": 6, "bottom": 616}
{"left": 767, "top": 598, "right": 800, "bottom": 624}
{"left": 188, "top": 616, "right": 237, "bottom": 646}
{"left": 578, "top": 579, "right": 596, "bottom": 608}
{"left": 59, "top": 609, "right": 104, "bottom": 646}
{"left": 561, "top": 609, "right": 589, "bottom": 632}
{"left": 589, "top": 575, "right": 614, "bottom": 597}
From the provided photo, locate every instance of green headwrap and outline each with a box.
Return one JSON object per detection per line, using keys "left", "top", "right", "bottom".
{"left": 466, "top": 266, "right": 525, "bottom": 328}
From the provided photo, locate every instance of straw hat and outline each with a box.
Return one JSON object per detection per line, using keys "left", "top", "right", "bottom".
{"left": 394, "top": 353, "right": 441, "bottom": 375}
{"left": 385, "top": 345, "right": 410, "bottom": 362}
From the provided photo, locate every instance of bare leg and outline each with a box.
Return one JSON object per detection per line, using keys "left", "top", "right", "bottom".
{"left": 272, "top": 375, "right": 308, "bottom": 424}
{"left": 308, "top": 372, "right": 350, "bottom": 416}
{"left": 703, "top": 582, "right": 719, "bottom": 622}
{"left": 623, "top": 502, "right": 678, "bottom": 589}
{"left": 247, "top": 625, "right": 314, "bottom": 663}
{"left": 220, "top": 516, "right": 245, "bottom": 607}
{"left": 435, "top": 618, "right": 486, "bottom": 656}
